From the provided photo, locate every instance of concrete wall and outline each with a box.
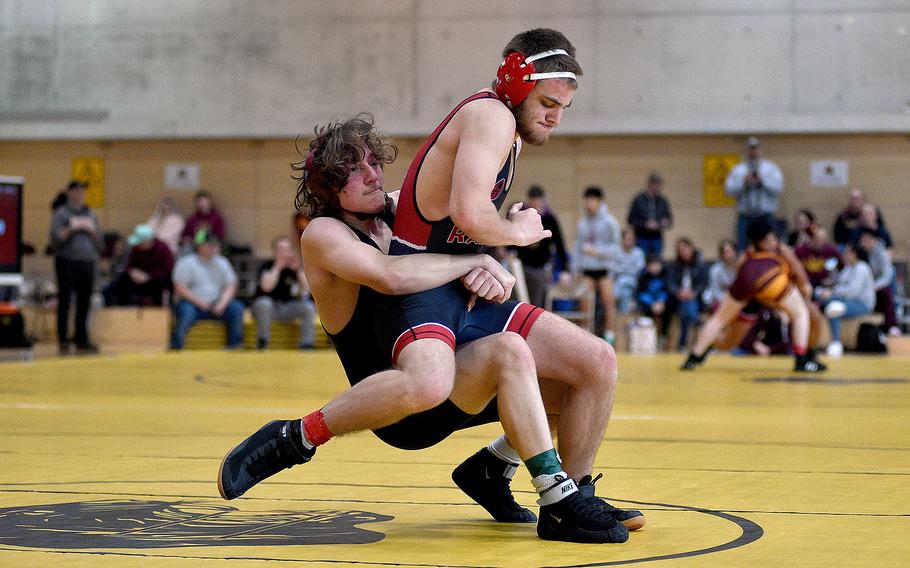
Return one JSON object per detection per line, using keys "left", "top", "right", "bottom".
{"left": 2, "top": 0, "right": 909, "bottom": 139}
{"left": 4, "top": 133, "right": 908, "bottom": 280}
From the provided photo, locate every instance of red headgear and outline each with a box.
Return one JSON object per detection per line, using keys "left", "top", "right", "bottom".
{"left": 494, "top": 49, "right": 577, "bottom": 108}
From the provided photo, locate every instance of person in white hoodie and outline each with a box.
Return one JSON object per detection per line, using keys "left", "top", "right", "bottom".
{"left": 573, "top": 186, "right": 621, "bottom": 344}
{"left": 816, "top": 241, "right": 876, "bottom": 357}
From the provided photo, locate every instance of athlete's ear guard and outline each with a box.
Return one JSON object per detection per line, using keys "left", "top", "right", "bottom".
{"left": 494, "top": 49, "right": 578, "bottom": 108}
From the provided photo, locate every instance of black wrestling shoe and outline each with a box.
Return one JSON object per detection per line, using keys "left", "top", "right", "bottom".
{"left": 680, "top": 351, "right": 707, "bottom": 370}
{"left": 578, "top": 473, "right": 646, "bottom": 531}
{"left": 218, "top": 420, "right": 314, "bottom": 500}
{"left": 452, "top": 448, "right": 536, "bottom": 523}
{"left": 537, "top": 476, "right": 629, "bottom": 544}
{"left": 795, "top": 352, "right": 827, "bottom": 373}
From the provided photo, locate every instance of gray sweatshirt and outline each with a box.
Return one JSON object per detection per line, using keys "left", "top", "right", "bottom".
{"left": 832, "top": 261, "right": 876, "bottom": 311}
{"left": 703, "top": 261, "right": 737, "bottom": 306}
{"left": 573, "top": 203, "right": 621, "bottom": 272}
{"left": 865, "top": 241, "right": 895, "bottom": 290}
{"left": 49, "top": 204, "right": 100, "bottom": 263}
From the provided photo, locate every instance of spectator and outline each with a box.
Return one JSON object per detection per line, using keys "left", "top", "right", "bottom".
{"left": 181, "top": 190, "right": 226, "bottom": 250}
{"left": 170, "top": 232, "right": 244, "bottom": 350}
{"left": 636, "top": 255, "right": 669, "bottom": 342}
{"left": 513, "top": 185, "right": 569, "bottom": 308}
{"left": 851, "top": 203, "right": 892, "bottom": 248}
{"left": 666, "top": 237, "right": 709, "bottom": 351}
{"left": 611, "top": 227, "right": 645, "bottom": 313}
{"left": 147, "top": 197, "right": 185, "bottom": 255}
{"left": 857, "top": 229, "right": 901, "bottom": 336}
{"left": 101, "top": 233, "right": 130, "bottom": 286}
{"left": 627, "top": 171, "right": 673, "bottom": 256}
{"left": 251, "top": 236, "right": 316, "bottom": 350}
{"left": 724, "top": 137, "right": 784, "bottom": 251}
{"left": 103, "top": 224, "right": 174, "bottom": 306}
{"left": 573, "top": 186, "right": 621, "bottom": 344}
{"left": 833, "top": 188, "right": 888, "bottom": 247}
{"left": 702, "top": 239, "right": 739, "bottom": 311}
{"left": 816, "top": 241, "right": 876, "bottom": 357}
{"left": 48, "top": 180, "right": 100, "bottom": 355}
{"left": 795, "top": 227, "right": 840, "bottom": 289}
{"left": 787, "top": 209, "right": 816, "bottom": 247}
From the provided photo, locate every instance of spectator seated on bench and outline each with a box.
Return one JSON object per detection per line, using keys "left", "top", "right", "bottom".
{"left": 250, "top": 236, "right": 316, "bottom": 350}
{"left": 170, "top": 232, "right": 244, "bottom": 350}
{"left": 817, "top": 242, "right": 876, "bottom": 357}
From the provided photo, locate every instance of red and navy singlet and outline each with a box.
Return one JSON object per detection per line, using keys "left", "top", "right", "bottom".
{"left": 374, "top": 92, "right": 543, "bottom": 371}
{"left": 390, "top": 91, "right": 517, "bottom": 256}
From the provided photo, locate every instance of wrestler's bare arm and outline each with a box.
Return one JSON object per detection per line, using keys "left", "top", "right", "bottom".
{"left": 301, "top": 217, "right": 514, "bottom": 299}
{"left": 449, "top": 102, "right": 550, "bottom": 247}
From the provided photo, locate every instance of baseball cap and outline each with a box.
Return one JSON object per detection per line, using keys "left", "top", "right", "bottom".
{"left": 747, "top": 136, "right": 761, "bottom": 148}
{"left": 67, "top": 180, "right": 88, "bottom": 191}
{"left": 127, "top": 224, "right": 155, "bottom": 246}
{"left": 194, "top": 229, "right": 219, "bottom": 246}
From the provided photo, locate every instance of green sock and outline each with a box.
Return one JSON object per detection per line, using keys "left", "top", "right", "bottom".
{"left": 524, "top": 449, "right": 561, "bottom": 478}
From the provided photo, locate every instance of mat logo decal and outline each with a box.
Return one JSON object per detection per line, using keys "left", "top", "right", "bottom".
{"left": 0, "top": 500, "right": 392, "bottom": 548}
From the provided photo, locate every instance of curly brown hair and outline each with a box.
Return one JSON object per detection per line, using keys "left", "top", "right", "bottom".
{"left": 292, "top": 113, "right": 398, "bottom": 218}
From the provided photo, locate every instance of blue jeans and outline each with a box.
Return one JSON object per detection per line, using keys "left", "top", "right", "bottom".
{"left": 676, "top": 298, "right": 701, "bottom": 348}
{"left": 636, "top": 235, "right": 663, "bottom": 257}
{"left": 614, "top": 274, "right": 638, "bottom": 313}
{"left": 825, "top": 297, "right": 872, "bottom": 342}
{"left": 171, "top": 299, "right": 245, "bottom": 349}
{"left": 736, "top": 213, "right": 775, "bottom": 252}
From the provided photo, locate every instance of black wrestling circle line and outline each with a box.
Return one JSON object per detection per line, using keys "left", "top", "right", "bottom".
{"left": 544, "top": 497, "right": 764, "bottom": 567}
{"left": 0, "top": 494, "right": 763, "bottom": 567}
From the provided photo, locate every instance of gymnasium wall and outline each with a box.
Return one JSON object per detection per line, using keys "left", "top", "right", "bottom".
{"left": 1, "top": 0, "right": 909, "bottom": 139}
{"left": 3, "top": 132, "right": 907, "bottom": 278}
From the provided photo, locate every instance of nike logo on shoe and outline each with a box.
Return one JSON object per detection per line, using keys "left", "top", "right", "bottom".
{"left": 551, "top": 515, "right": 563, "bottom": 524}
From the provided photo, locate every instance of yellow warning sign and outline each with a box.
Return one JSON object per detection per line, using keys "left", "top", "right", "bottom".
{"left": 702, "top": 154, "right": 739, "bottom": 207}
{"left": 71, "top": 158, "right": 105, "bottom": 208}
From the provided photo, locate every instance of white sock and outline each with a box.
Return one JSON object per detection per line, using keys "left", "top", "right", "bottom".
{"left": 487, "top": 435, "right": 521, "bottom": 465}
{"left": 298, "top": 419, "right": 315, "bottom": 450}
{"left": 532, "top": 472, "right": 578, "bottom": 506}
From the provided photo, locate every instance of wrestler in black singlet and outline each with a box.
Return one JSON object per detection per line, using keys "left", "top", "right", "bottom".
{"left": 325, "top": 223, "right": 499, "bottom": 450}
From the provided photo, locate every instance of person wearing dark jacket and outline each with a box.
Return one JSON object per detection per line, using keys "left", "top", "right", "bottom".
{"left": 511, "top": 186, "right": 569, "bottom": 307}
{"left": 627, "top": 172, "right": 673, "bottom": 256}
{"left": 665, "top": 237, "right": 709, "bottom": 350}
{"left": 636, "top": 256, "right": 669, "bottom": 342}
{"left": 103, "top": 224, "right": 175, "bottom": 306}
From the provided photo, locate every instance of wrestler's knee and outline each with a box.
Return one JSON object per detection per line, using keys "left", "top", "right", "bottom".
{"left": 490, "top": 332, "right": 535, "bottom": 375}
{"left": 399, "top": 371, "right": 454, "bottom": 414}
{"left": 583, "top": 338, "right": 618, "bottom": 393}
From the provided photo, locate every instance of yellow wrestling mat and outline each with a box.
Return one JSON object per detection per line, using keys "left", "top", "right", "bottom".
{"left": 1, "top": 350, "right": 908, "bottom": 567}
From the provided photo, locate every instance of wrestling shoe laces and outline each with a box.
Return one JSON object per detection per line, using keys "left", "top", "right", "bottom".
{"left": 578, "top": 473, "right": 646, "bottom": 531}
{"left": 452, "top": 448, "right": 536, "bottom": 523}
{"left": 537, "top": 475, "right": 629, "bottom": 544}
{"left": 218, "top": 420, "right": 314, "bottom": 500}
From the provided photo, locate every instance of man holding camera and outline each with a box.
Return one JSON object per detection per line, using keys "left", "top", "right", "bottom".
{"left": 724, "top": 136, "right": 784, "bottom": 251}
